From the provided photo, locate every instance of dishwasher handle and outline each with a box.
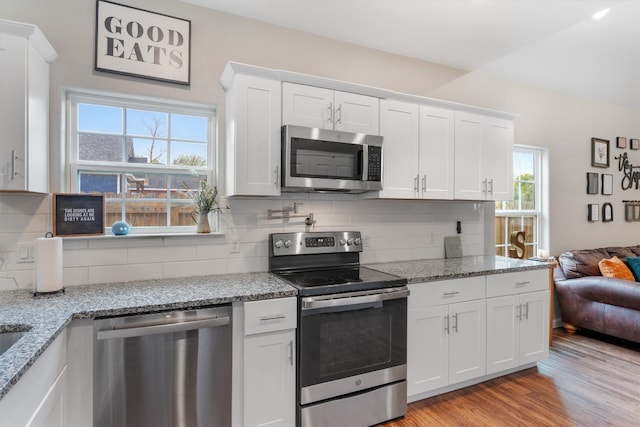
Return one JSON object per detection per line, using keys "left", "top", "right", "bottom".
{"left": 97, "top": 315, "right": 230, "bottom": 340}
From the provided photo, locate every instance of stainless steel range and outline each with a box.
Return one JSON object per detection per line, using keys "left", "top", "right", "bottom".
{"left": 269, "top": 231, "right": 408, "bottom": 427}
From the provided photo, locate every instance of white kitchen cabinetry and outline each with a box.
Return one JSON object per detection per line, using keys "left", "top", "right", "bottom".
{"left": 379, "top": 100, "right": 419, "bottom": 198}
{"left": 233, "top": 297, "right": 296, "bottom": 427}
{"left": 454, "top": 112, "right": 513, "bottom": 201}
{"left": 379, "top": 100, "right": 454, "bottom": 199}
{"left": 408, "top": 277, "right": 486, "bottom": 397}
{"left": 282, "top": 82, "right": 380, "bottom": 134}
{"left": 486, "top": 270, "right": 549, "bottom": 374}
{"left": 0, "top": 330, "right": 67, "bottom": 427}
{"left": 0, "top": 20, "right": 57, "bottom": 193}
{"left": 222, "top": 68, "right": 282, "bottom": 196}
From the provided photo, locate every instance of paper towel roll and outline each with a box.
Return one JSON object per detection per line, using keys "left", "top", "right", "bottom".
{"left": 34, "top": 236, "right": 63, "bottom": 293}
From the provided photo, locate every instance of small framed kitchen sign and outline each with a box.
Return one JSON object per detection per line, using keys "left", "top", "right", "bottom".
{"left": 53, "top": 194, "right": 105, "bottom": 237}
{"left": 95, "top": 0, "right": 191, "bottom": 85}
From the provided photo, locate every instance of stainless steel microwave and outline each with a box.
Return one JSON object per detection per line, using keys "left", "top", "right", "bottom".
{"left": 281, "top": 125, "right": 383, "bottom": 193}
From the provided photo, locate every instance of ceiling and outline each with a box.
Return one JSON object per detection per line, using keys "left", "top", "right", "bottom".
{"left": 183, "top": 0, "right": 640, "bottom": 110}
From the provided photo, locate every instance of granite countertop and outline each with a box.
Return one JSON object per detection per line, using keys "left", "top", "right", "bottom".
{"left": 368, "top": 255, "right": 553, "bottom": 284}
{"left": 0, "top": 255, "right": 552, "bottom": 402}
{"left": 0, "top": 272, "right": 297, "bottom": 401}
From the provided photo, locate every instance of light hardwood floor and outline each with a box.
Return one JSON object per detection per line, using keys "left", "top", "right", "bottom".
{"left": 381, "top": 328, "right": 640, "bottom": 426}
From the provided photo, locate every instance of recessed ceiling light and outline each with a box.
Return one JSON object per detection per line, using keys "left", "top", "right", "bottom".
{"left": 592, "top": 8, "right": 610, "bottom": 20}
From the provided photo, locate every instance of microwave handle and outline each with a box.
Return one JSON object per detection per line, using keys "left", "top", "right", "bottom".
{"left": 359, "top": 146, "right": 366, "bottom": 179}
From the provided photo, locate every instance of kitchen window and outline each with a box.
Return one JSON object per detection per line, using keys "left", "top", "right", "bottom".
{"left": 67, "top": 92, "right": 216, "bottom": 233}
{"left": 495, "top": 147, "right": 545, "bottom": 259}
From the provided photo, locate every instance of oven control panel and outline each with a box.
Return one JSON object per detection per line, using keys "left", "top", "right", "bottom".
{"left": 270, "top": 231, "right": 363, "bottom": 256}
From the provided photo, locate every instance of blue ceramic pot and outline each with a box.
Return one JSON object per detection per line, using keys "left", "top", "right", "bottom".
{"left": 111, "top": 220, "right": 130, "bottom": 236}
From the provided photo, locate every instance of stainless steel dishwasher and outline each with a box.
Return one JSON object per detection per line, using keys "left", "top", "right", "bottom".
{"left": 94, "top": 305, "right": 231, "bottom": 427}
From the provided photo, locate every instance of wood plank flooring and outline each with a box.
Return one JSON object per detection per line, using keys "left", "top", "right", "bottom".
{"left": 381, "top": 328, "right": 640, "bottom": 426}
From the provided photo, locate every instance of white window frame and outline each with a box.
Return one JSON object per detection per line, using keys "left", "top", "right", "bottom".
{"left": 495, "top": 145, "right": 546, "bottom": 258}
{"left": 66, "top": 90, "right": 217, "bottom": 234}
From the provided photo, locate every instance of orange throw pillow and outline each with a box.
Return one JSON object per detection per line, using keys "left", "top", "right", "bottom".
{"left": 598, "top": 256, "right": 635, "bottom": 281}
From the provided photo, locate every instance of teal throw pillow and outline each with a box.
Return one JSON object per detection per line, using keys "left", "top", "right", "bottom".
{"left": 625, "top": 256, "right": 640, "bottom": 281}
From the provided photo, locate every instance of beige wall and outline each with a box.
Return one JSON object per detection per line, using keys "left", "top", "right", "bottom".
{"left": 1, "top": 0, "right": 640, "bottom": 269}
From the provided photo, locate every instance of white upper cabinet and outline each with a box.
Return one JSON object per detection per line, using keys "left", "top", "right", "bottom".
{"left": 419, "top": 105, "right": 455, "bottom": 199}
{"left": 454, "top": 111, "right": 513, "bottom": 201}
{"left": 482, "top": 117, "right": 514, "bottom": 201}
{"left": 379, "top": 100, "right": 454, "bottom": 200}
{"left": 379, "top": 100, "right": 420, "bottom": 199}
{"left": 222, "top": 70, "right": 282, "bottom": 196}
{"left": 0, "top": 20, "right": 57, "bottom": 193}
{"left": 282, "top": 82, "right": 380, "bottom": 135}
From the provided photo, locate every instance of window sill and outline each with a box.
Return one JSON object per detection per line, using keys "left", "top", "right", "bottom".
{"left": 60, "top": 231, "right": 226, "bottom": 240}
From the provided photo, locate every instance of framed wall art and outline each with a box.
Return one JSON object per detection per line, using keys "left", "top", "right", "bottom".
{"left": 586, "top": 172, "right": 599, "bottom": 194}
{"left": 602, "top": 203, "right": 613, "bottom": 222}
{"left": 601, "top": 174, "right": 613, "bottom": 195}
{"left": 631, "top": 139, "right": 640, "bottom": 150}
{"left": 95, "top": 0, "right": 191, "bottom": 85}
{"left": 53, "top": 194, "right": 105, "bottom": 236}
{"left": 588, "top": 204, "right": 599, "bottom": 222}
{"left": 591, "top": 138, "right": 609, "bottom": 168}
{"left": 616, "top": 136, "right": 627, "bottom": 149}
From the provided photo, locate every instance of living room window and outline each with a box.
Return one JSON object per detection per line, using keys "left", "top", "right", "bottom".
{"left": 495, "top": 147, "right": 544, "bottom": 259}
{"left": 67, "top": 92, "right": 216, "bottom": 233}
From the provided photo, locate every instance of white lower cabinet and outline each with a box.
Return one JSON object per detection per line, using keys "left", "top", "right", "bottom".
{"left": 233, "top": 297, "right": 297, "bottom": 427}
{"left": 486, "top": 270, "right": 549, "bottom": 374}
{"left": 408, "top": 269, "right": 550, "bottom": 402}
{"left": 0, "top": 330, "right": 67, "bottom": 427}
{"left": 408, "top": 277, "right": 486, "bottom": 397}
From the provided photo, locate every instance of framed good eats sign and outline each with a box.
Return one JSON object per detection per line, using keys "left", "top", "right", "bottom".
{"left": 95, "top": 0, "right": 191, "bottom": 85}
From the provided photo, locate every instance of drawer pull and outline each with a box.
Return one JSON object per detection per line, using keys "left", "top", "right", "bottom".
{"left": 259, "top": 314, "right": 286, "bottom": 322}
{"left": 515, "top": 281, "right": 530, "bottom": 287}
{"left": 443, "top": 291, "right": 460, "bottom": 296}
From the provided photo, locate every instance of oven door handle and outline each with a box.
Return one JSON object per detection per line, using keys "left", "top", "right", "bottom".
{"left": 301, "top": 287, "right": 409, "bottom": 311}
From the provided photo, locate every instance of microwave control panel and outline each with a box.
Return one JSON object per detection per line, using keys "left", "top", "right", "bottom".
{"left": 367, "top": 146, "right": 382, "bottom": 182}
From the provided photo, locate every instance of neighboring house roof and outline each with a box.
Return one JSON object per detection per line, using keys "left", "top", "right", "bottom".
{"left": 79, "top": 134, "right": 139, "bottom": 162}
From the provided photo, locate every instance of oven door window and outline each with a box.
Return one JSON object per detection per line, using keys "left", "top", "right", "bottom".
{"left": 298, "top": 297, "right": 406, "bottom": 388}
{"left": 290, "top": 137, "right": 363, "bottom": 180}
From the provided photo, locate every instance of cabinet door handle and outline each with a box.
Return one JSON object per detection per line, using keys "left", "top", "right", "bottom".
{"left": 443, "top": 290, "right": 460, "bottom": 297}
{"left": 452, "top": 313, "right": 458, "bottom": 333}
{"left": 335, "top": 104, "right": 342, "bottom": 124}
{"left": 288, "top": 340, "right": 294, "bottom": 366}
{"left": 274, "top": 166, "right": 279, "bottom": 188}
{"left": 488, "top": 179, "right": 494, "bottom": 194}
{"left": 327, "top": 102, "right": 334, "bottom": 124}
{"left": 11, "top": 150, "right": 16, "bottom": 180}
{"left": 482, "top": 178, "right": 487, "bottom": 194}
{"left": 516, "top": 304, "right": 522, "bottom": 321}
{"left": 444, "top": 314, "right": 450, "bottom": 334}
{"left": 421, "top": 175, "right": 426, "bottom": 193}
{"left": 414, "top": 175, "right": 419, "bottom": 193}
{"left": 524, "top": 302, "right": 529, "bottom": 320}
{"left": 259, "top": 314, "right": 286, "bottom": 321}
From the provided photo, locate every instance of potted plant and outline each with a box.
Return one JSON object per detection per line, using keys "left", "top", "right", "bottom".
{"left": 189, "top": 180, "right": 218, "bottom": 233}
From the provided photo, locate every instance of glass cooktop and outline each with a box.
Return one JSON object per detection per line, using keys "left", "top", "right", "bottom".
{"left": 275, "top": 266, "right": 407, "bottom": 296}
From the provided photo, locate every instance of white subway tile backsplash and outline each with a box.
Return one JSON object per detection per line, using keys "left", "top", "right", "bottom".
{"left": 89, "top": 263, "right": 163, "bottom": 284}
{"left": 1, "top": 195, "right": 490, "bottom": 287}
{"left": 64, "top": 248, "right": 128, "bottom": 268}
{"left": 162, "top": 259, "right": 228, "bottom": 278}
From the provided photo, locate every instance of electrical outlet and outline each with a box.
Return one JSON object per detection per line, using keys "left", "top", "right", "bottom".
{"left": 17, "top": 243, "right": 34, "bottom": 263}
{"left": 229, "top": 236, "right": 240, "bottom": 254}
{"left": 363, "top": 235, "right": 371, "bottom": 247}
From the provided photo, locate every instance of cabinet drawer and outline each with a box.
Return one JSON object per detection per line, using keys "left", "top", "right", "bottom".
{"left": 486, "top": 269, "right": 548, "bottom": 297}
{"left": 409, "top": 277, "right": 485, "bottom": 308}
{"left": 244, "top": 297, "right": 297, "bottom": 336}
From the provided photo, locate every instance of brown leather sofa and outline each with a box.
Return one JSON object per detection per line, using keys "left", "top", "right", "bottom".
{"left": 554, "top": 246, "right": 640, "bottom": 343}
